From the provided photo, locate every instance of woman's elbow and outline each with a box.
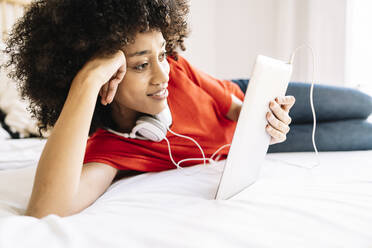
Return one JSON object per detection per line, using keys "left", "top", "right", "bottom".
{"left": 23, "top": 204, "right": 76, "bottom": 219}
{"left": 226, "top": 94, "right": 242, "bottom": 121}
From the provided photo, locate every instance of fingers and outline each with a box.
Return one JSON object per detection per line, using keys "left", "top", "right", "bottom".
{"left": 99, "top": 78, "right": 120, "bottom": 105}
{"left": 275, "top": 95, "right": 295, "bottom": 112}
{"left": 98, "top": 53, "right": 126, "bottom": 106}
{"left": 115, "top": 65, "right": 127, "bottom": 82}
{"left": 266, "top": 95, "right": 295, "bottom": 145}
{"left": 106, "top": 79, "right": 119, "bottom": 103}
{"left": 86, "top": 49, "right": 127, "bottom": 94}
{"left": 100, "top": 83, "right": 109, "bottom": 105}
{"left": 266, "top": 123, "right": 286, "bottom": 144}
{"left": 109, "top": 51, "right": 127, "bottom": 83}
{"left": 266, "top": 111, "right": 290, "bottom": 134}
{"left": 269, "top": 100, "right": 292, "bottom": 125}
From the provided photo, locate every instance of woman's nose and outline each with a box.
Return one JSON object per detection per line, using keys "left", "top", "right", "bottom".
{"left": 151, "top": 61, "right": 169, "bottom": 85}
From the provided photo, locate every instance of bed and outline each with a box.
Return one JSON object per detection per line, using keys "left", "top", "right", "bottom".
{"left": 1, "top": 1, "right": 372, "bottom": 247}
{"left": 0, "top": 133, "right": 372, "bottom": 247}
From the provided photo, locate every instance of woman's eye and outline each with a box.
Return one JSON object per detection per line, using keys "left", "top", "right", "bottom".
{"left": 159, "top": 52, "right": 167, "bottom": 60}
{"left": 135, "top": 63, "right": 148, "bottom": 71}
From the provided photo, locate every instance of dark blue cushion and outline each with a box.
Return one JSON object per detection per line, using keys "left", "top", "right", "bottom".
{"left": 267, "top": 119, "right": 372, "bottom": 152}
{"left": 230, "top": 79, "right": 372, "bottom": 123}
{"left": 230, "top": 79, "right": 372, "bottom": 151}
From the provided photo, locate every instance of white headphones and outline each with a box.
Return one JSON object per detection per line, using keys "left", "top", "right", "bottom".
{"left": 105, "top": 100, "right": 227, "bottom": 171}
{"left": 105, "top": 102, "right": 172, "bottom": 142}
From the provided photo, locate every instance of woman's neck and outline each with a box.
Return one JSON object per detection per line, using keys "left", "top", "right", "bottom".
{"left": 110, "top": 102, "right": 142, "bottom": 133}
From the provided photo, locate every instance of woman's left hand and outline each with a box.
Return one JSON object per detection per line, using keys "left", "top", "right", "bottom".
{"left": 266, "top": 95, "right": 296, "bottom": 145}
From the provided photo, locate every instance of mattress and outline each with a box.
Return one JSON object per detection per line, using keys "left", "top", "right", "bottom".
{"left": 0, "top": 137, "right": 372, "bottom": 248}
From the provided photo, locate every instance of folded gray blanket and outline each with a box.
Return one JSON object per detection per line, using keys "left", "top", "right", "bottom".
{"left": 268, "top": 119, "right": 372, "bottom": 152}
{"left": 286, "top": 82, "right": 372, "bottom": 124}
{"left": 231, "top": 79, "right": 372, "bottom": 152}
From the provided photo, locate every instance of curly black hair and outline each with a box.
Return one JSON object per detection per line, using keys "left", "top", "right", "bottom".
{"left": 3, "top": 0, "right": 189, "bottom": 137}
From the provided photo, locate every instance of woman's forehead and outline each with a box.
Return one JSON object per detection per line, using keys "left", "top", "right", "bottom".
{"left": 124, "top": 31, "right": 165, "bottom": 53}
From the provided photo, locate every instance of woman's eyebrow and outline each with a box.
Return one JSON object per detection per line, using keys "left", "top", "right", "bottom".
{"left": 128, "top": 50, "right": 150, "bottom": 57}
{"left": 127, "top": 41, "right": 166, "bottom": 58}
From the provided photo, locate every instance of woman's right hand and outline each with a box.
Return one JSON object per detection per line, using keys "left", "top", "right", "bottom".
{"left": 73, "top": 50, "right": 126, "bottom": 105}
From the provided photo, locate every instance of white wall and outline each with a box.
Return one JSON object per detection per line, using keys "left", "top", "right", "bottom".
{"left": 0, "top": 3, "right": 25, "bottom": 42}
{"left": 182, "top": 0, "right": 217, "bottom": 78}
{"left": 215, "top": 0, "right": 278, "bottom": 80}
{"left": 345, "top": 0, "right": 372, "bottom": 95}
{"left": 181, "top": 0, "right": 348, "bottom": 86}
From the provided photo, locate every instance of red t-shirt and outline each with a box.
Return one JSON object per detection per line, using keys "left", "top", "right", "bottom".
{"left": 83, "top": 55, "right": 245, "bottom": 171}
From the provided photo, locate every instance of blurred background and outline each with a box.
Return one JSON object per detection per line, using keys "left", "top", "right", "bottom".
{"left": 0, "top": 0, "right": 371, "bottom": 138}
{"left": 1, "top": 0, "right": 371, "bottom": 93}
{"left": 181, "top": 0, "right": 372, "bottom": 96}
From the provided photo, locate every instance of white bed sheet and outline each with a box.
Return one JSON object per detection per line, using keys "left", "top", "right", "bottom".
{"left": 0, "top": 139, "right": 371, "bottom": 248}
{"left": 0, "top": 127, "right": 10, "bottom": 139}
{"left": 0, "top": 138, "right": 46, "bottom": 170}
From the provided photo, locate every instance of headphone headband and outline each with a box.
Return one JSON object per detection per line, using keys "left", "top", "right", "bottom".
{"left": 106, "top": 103, "right": 172, "bottom": 142}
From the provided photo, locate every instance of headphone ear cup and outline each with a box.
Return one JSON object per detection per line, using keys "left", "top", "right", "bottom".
{"left": 132, "top": 116, "right": 167, "bottom": 142}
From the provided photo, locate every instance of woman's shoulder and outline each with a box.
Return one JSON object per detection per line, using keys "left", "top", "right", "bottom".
{"left": 87, "top": 128, "right": 121, "bottom": 145}
{"left": 86, "top": 128, "right": 138, "bottom": 155}
{"left": 167, "top": 54, "right": 200, "bottom": 85}
{"left": 167, "top": 54, "right": 192, "bottom": 72}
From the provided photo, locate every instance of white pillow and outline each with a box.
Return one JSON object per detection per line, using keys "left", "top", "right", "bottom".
{"left": 0, "top": 41, "right": 49, "bottom": 138}
{"left": 0, "top": 126, "right": 11, "bottom": 139}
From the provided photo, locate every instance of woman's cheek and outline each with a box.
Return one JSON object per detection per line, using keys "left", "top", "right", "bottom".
{"left": 163, "top": 60, "right": 170, "bottom": 75}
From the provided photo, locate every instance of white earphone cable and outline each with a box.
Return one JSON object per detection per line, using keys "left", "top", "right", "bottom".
{"left": 166, "top": 45, "right": 321, "bottom": 172}
{"left": 164, "top": 128, "right": 233, "bottom": 175}
{"left": 210, "top": 144, "right": 231, "bottom": 161}
{"left": 267, "top": 44, "right": 320, "bottom": 169}
{"left": 166, "top": 128, "right": 207, "bottom": 167}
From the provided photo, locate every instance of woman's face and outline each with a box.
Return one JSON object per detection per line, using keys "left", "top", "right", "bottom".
{"left": 112, "top": 30, "right": 170, "bottom": 117}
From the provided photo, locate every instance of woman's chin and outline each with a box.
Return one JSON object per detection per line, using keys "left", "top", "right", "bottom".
{"left": 146, "top": 99, "right": 168, "bottom": 116}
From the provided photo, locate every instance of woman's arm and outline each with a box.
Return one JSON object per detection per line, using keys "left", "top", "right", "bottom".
{"left": 25, "top": 78, "right": 102, "bottom": 218}
{"left": 225, "top": 94, "right": 242, "bottom": 122}
{"left": 25, "top": 51, "right": 126, "bottom": 218}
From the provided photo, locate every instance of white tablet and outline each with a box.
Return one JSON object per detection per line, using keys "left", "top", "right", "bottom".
{"left": 215, "top": 55, "right": 293, "bottom": 200}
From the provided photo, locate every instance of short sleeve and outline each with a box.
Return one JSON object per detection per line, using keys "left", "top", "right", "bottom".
{"left": 172, "top": 55, "right": 244, "bottom": 116}
{"left": 83, "top": 129, "right": 129, "bottom": 170}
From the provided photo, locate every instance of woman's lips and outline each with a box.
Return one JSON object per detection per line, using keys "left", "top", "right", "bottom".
{"left": 148, "top": 89, "right": 168, "bottom": 100}
{"left": 147, "top": 88, "right": 167, "bottom": 96}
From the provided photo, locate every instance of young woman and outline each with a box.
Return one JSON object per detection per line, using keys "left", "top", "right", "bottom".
{"left": 4, "top": 0, "right": 295, "bottom": 218}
